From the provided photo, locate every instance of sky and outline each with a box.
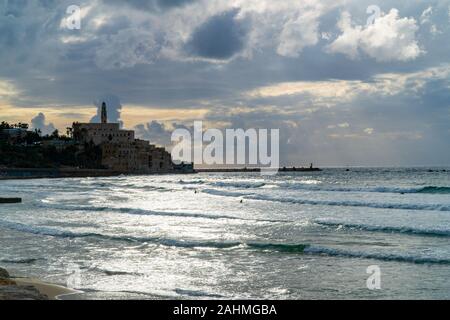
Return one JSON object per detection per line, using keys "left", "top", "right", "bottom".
{"left": 0, "top": 0, "right": 449, "bottom": 166}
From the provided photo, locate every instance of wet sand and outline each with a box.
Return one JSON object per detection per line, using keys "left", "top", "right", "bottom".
{"left": 13, "top": 278, "right": 79, "bottom": 300}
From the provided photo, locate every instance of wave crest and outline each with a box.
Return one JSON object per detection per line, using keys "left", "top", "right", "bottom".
{"left": 0, "top": 258, "right": 42, "bottom": 264}
{"left": 37, "top": 203, "right": 286, "bottom": 223}
{"left": 304, "top": 246, "right": 450, "bottom": 265}
{"left": 315, "top": 221, "right": 450, "bottom": 237}
{"left": 2, "top": 220, "right": 449, "bottom": 265}
{"left": 201, "top": 189, "right": 450, "bottom": 212}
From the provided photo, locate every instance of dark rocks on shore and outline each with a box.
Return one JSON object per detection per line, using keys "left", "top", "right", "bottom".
{"left": 0, "top": 267, "right": 16, "bottom": 286}
{"left": 0, "top": 267, "right": 48, "bottom": 300}
{"left": 0, "top": 285, "right": 49, "bottom": 300}
{"left": 0, "top": 268, "right": 9, "bottom": 279}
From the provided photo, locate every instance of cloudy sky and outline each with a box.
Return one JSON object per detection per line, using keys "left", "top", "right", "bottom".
{"left": 1, "top": 0, "right": 449, "bottom": 166}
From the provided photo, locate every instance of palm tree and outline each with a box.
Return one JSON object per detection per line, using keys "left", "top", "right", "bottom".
{"left": 51, "top": 129, "right": 59, "bottom": 139}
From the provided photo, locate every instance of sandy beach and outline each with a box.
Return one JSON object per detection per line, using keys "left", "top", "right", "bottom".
{"left": 0, "top": 267, "right": 78, "bottom": 300}
{"left": 13, "top": 278, "right": 78, "bottom": 300}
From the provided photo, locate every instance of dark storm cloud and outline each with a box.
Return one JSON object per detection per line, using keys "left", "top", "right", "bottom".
{"left": 187, "top": 9, "right": 249, "bottom": 60}
{"left": 1, "top": 0, "right": 447, "bottom": 106}
{"left": 105, "top": 0, "right": 197, "bottom": 11}
{"left": 134, "top": 121, "right": 192, "bottom": 147}
{"left": 156, "top": 0, "right": 197, "bottom": 9}
{"left": 135, "top": 121, "right": 172, "bottom": 146}
{"left": 1, "top": 0, "right": 450, "bottom": 166}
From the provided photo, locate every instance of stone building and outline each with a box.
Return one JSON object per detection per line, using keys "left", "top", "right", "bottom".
{"left": 72, "top": 102, "right": 175, "bottom": 173}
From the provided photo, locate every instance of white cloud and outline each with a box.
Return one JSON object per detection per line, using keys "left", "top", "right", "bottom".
{"left": 420, "top": 6, "right": 433, "bottom": 25}
{"left": 364, "top": 128, "right": 374, "bottom": 135}
{"left": 246, "top": 78, "right": 402, "bottom": 104}
{"left": 430, "top": 25, "right": 441, "bottom": 36}
{"left": 246, "top": 64, "right": 450, "bottom": 106}
{"left": 31, "top": 113, "right": 57, "bottom": 136}
{"left": 419, "top": 6, "right": 442, "bottom": 36}
{"left": 328, "top": 122, "right": 350, "bottom": 129}
{"left": 276, "top": 9, "right": 322, "bottom": 57}
{"left": 327, "top": 9, "right": 423, "bottom": 62}
{"left": 321, "top": 32, "right": 332, "bottom": 40}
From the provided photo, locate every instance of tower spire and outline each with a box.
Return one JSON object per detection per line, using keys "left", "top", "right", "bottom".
{"left": 101, "top": 102, "right": 107, "bottom": 124}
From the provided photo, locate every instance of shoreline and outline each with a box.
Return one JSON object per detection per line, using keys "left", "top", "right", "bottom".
{"left": 13, "top": 278, "right": 79, "bottom": 300}
{"left": 0, "top": 168, "right": 123, "bottom": 181}
{"left": 196, "top": 167, "right": 322, "bottom": 173}
{"left": 0, "top": 267, "right": 79, "bottom": 300}
{"left": 0, "top": 166, "right": 322, "bottom": 181}
{"left": 0, "top": 167, "right": 196, "bottom": 181}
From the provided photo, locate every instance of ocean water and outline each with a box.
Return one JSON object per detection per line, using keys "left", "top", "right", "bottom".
{"left": 0, "top": 168, "right": 449, "bottom": 299}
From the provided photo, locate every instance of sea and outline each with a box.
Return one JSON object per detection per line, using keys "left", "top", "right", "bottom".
{"left": 0, "top": 168, "right": 449, "bottom": 299}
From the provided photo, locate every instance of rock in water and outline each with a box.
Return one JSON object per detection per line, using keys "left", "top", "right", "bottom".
{"left": 0, "top": 285, "right": 48, "bottom": 300}
{"left": 0, "top": 198, "right": 22, "bottom": 204}
{"left": 0, "top": 268, "right": 9, "bottom": 279}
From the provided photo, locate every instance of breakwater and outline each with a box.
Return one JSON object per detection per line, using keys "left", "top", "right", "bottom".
{"left": 0, "top": 168, "right": 122, "bottom": 180}
{"left": 196, "top": 167, "right": 321, "bottom": 173}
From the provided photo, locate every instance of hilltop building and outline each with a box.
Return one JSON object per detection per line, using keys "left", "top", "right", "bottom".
{"left": 72, "top": 103, "right": 176, "bottom": 173}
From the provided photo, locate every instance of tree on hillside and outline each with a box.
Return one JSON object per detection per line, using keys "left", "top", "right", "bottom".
{"left": 51, "top": 129, "right": 59, "bottom": 139}
{"left": 0, "top": 121, "right": 11, "bottom": 130}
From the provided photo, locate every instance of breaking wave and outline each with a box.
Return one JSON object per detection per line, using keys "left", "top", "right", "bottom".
{"left": 174, "top": 179, "right": 206, "bottom": 185}
{"left": 276, "top": 184, "right": 450, "bottom": 194}
{"left": 315, "top": 220, "right": 450, "bottom": 237}
{"left": 416, "top": 186, "right": 450, "bottom": 194}
{"left": 1, "top": 220, "right": 449, "bottom": 265}
{"left": 245, "top": 243, "right": 308, "bottom": 253}
{"left": 174, "top": 288, "right": 225, "bottom": 298}
{"left": 91, "top": 267, "right": 142, "bottom": 276}
{"left": 201, "top": 189, "right": 450, "bottom": 211}
{"left": 304, "top": 246, "right": 450, "bottom": 265}
{"left": 251, "top": 183, "right": 450, "bottom": 194}
{"left": 0, "top": 220, "right": 308, "bottom": 254}
{"left": 0, "top": 258, "right": 42, "bottom": 264}
{"left": 249, "top": 195, "right": 450, "bottom": 211}
{"left": 211, "top": 181, "right": 267, "bottom": 189}
{"left": 37, "top": 203, "right": 286, "bottom": 223}
{"left": 203, "top": 180, "right": 450, "bottom": 194}
{"left": 201, "top": 189, "right": 250, "bottom": 198}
